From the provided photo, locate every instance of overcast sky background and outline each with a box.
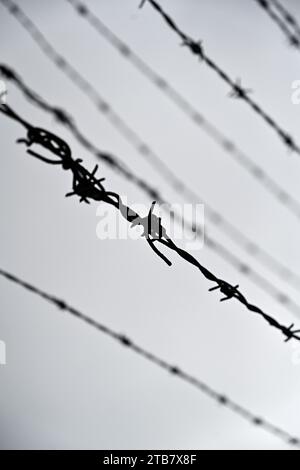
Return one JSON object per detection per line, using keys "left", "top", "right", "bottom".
{"left": 1, "top": 0, "right": 300, "bottom": 450}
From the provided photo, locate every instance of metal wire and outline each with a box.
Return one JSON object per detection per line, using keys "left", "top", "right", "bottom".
{"left": 3, "top": 65, "right": 300, "bottom": 321}
{"left": 2, "top": 103, "right": 300, "bottom": 344}
{"left": 65, "top": 0, "right": 300, "bottom": 223}
{"left": 0, "top": 266, "right": 299, "bottom": 448}
{"left": 3, "top": 63, "right": 300, "bottom": 320}
{"left": 253, "top": 0, "right": 300, "bottom": 48}
{"left": 139, "top": 0, "right": 300, "bottom": 154}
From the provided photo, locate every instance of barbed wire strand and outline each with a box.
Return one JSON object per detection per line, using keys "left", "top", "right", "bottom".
{"left": 0, "top": 268, "right": 299, "bottom": 448}
{"left": 0, "top": 9, "right": 299, "bottom": 298}
{"left": 2, "top": 104, "right": 300, "bottom": 344}
{"left": 270, "top": 0, "right": 300, "bottom": 39}
{"left": 139, "top": 0, "right": 300, "bottom": 155}
{"left": 3, "top": 65, "right": 300, "bottom": 319}
{"left": 253, "top": 0, "right": 300, "bottom": 48}
{"left": 65, "top": 0, "right": 300, "bottom": 223}
{"left": 3, "top": 67, "right": 300, "bottom": 318}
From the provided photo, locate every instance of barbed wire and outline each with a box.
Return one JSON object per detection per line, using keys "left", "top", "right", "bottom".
{"left": 2, "top": 0, "right": 300, "bottom": 294}
{"left": 0, "top": 267, "right": 299, "bottom": 448}
{"left": 4, "top": 65, "right": 300, "bottom": 320}
{"left": 270, "top": 0, "right": 300, "bottom": 40}
{"left": 139, "top": 0, "right": 300, "bottom": 155}
{"left": 2, "top": 104, "right": 300, "bottom": 343}
{"left": 65, "top": 0, "right": 300, "bottom": 224}
{"left": 1, "top": 3, "right": 300, "bottom": 303}
{"left": 3, "top": 66, "right": 300, "bottom": 318}
{"left": 253, "top": 0, "right": 300, "bottom": 48}
{"left": 1, "top": 1, "right": 300, "bottom": 449}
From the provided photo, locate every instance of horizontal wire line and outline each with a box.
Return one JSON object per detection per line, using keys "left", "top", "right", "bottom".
{"left": 1, "top": 104, "right": 300, "bottom": 343}
{"left": 139, "top": 0, "right": 300, "bottom": 155}
{"left": 3, "top": 65, "right": 300, "bottom": 319}
{"left": 0, "top": 266, "right": 299, "bottom": 448}
{"left": 65, "top": 0, "right": 300, "bottom": 223}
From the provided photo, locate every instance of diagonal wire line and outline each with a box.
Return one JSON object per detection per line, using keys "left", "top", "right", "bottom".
{"left": 253, "top": 0, "right": 300, "bottom": 48}
{"left": 3, "top": 66, "right": 300, "bottom": 319}
{"left": 2, "top": 104, "right": 300, "bottom": 343}
{"left": 270, "top": 0, "right": 300, "bottom": 39}
{"left": 139, "top": 0, "right": 300, "bottom": 155}
{"left": 4, "top": 68, "right": 300, "bottom": 321}
{"left": 0, "top": 8, "right": 299, "bottom": 297}
{"left": 65, "top": 0, "right": 300, "bottom": 223}
{"left": 1, "top": 2, "right": 299, "bottom": 450}
{"left": 0, "top": 268, "right": 299, "bottom": 449}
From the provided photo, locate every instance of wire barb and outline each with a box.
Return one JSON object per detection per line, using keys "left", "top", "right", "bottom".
{"left": 2, "top": 62, "right": 300, "bottom": 318}
{"left": 182, "top": 38, "right": 205, "bottom": 60}
{"left": 139, "top": 0, "right": 300, "bottom": 155}
{"left": 209, "top": 283, "right": 240, "bottom": 302}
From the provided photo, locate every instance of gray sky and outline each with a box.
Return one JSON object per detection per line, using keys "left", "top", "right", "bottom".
{"left": 1, "top": 0, "right": 300, "bottom": 450}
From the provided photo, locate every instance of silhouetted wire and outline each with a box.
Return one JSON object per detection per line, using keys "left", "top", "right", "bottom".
{"left": 4, "top": 65, "right": 300, "bottom": 321}
{"left": 139, "top": 0, "right": 300, "bottom": 155}
{"left": 0, "top": 268, "right": 299, "bottom": 449}
{"left": 270, "top": 0, "right": 300, "bottom": 40}
{"left": 65, "top": 0, "right": 300, "bottom": 224}
{"left": 2, "top": 104, "right": 300, "bottom": 344}
{"left": 2, "top": 0, "right": 300, "bottom": 297}
{"left": 3, "top": 66, "right": 300, "bottom": 318}
{"left": 253, "top": 0, "right": 300, "bottom": 48}
{"left": 0, "top": 7, "right": 300, "bottom": 300}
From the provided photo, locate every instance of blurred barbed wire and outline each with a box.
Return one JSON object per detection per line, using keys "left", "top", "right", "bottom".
{"left": 0, "top": 266, "right": 299, "bottom": 448}
{"left": 139, "top": 0, "right": 300, "bottom": 154}
{"left": 65, "top": 0, "right": 300, "bottom": 222}
{"left": 3, "top": 65, "right": 300, "bottom": 319}
{"left": 270, "top": 0, "right": 300, "bottom": 38}
{"left": 2, "top": 104, "right": 300, "bottom": 343}
{"left": 2, "top": 0, "right": 300, "bottom": 293}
